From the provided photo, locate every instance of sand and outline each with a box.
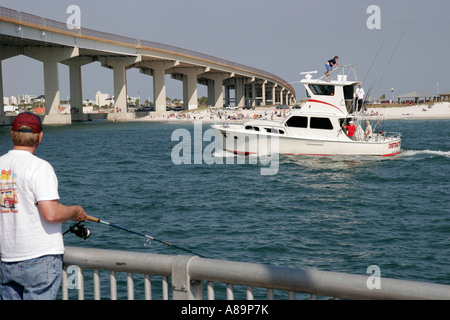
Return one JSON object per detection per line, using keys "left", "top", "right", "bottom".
{"left": 134, "top": 102, "right": 450, "bottom": 123}
{"left": 364, "top": 102, "right": 450, "bottom": 120}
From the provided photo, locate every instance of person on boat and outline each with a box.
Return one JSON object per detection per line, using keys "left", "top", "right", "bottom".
{"left": 344, "top": 120, "right": 356, "bottom": 140}
{"left": 364, "top": 120, "right": 373, "bottom": 140}
{"left": 355, "top": 84, "right": 365, "bottom": 112}
{"left": 325, "top": 56, "right": 339, "bottom": 82}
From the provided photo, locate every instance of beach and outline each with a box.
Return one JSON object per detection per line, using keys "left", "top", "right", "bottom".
{"left": 364, "top": 102, "right": 450, "bottom": 120}
{"left": 134, "top": 102, "right": 450, "bottom": 123}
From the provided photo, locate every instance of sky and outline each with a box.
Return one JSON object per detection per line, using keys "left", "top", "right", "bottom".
{"left": 1, "top": 0, "right": 449, "bottom": 102}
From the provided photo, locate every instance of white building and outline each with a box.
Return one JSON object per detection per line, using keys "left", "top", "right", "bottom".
{"left": 3, "top": 96, "right": 18, "bottom": 105}
{"left": 95, "top": 91, "right": 112, "bottom": 107}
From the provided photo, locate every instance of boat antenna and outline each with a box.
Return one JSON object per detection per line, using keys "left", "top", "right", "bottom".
{"left": 300, "top": 71, "right": 318, "bottom": 75}
{"left": 85, "top": 215, "right": 207, "bottom": 258}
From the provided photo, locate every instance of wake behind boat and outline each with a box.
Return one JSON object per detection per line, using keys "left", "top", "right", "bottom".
{"left": 212, "top": 65, "right": 401, "bottom": 157}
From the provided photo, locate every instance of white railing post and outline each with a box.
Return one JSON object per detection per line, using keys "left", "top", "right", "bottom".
{"left": 171, "top": 255, "right": 202, "bottom": 300}
{"left": 93, "top": 269, "right": 100, "bottom": 300}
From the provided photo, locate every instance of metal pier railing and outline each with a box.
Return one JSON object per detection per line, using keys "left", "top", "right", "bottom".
{"left": 61, "top": 247, "right": 450, "bottom": 300}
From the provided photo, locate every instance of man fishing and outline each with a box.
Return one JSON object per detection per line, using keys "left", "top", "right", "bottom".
{"left": 0, "top": 113, "right": 87, "bottom": 300}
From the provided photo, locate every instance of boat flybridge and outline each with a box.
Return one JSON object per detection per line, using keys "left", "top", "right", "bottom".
{"left": 211, "top": 64, "right": 401, "bottom": 157}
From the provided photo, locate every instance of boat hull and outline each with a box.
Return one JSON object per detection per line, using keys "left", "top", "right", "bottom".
{"left": 212, "top": 125, "right": 401, "bottom": 157}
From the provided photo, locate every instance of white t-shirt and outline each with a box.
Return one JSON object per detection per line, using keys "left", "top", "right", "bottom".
{"left": 356, "top": 87, "right": 365, "bottom": 99}
{"left": 0, "top": 150, "right": 63, "bottom": 262}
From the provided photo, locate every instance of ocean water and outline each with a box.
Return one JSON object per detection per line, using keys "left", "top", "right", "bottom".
{"left": 0, "top": 118, "right": 449, "bottom": 299}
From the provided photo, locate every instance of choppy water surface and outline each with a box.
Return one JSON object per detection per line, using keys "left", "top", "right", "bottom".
{"left": 1, "top": 119, "right": 448, "bottom": 299}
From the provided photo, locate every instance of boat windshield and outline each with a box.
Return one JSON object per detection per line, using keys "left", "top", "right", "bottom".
{"left": 309, "top": 84, "right": 335, "bottom": 96}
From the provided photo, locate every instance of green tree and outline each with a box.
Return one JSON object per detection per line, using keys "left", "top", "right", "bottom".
{"left": 198, "top": 96, "right": 208, "bottom": 106}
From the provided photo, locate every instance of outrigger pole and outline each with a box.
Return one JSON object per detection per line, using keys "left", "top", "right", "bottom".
{"left": 86, "top": 215, "right": 206, "bottom": 258}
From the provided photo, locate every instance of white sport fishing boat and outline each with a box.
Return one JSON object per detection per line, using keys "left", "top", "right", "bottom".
{"left": 212, "top": 65, "right": 401, "bottom": 157}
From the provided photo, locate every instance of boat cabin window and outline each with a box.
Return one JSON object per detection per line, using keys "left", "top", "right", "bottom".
{"left": 245, "top": 125, "right": 260, "bottom": 131}
{"left": 264, "top": 128, "right": 285, "bottom": 134}
{"left": 310, "top": 117, "right": 333, "bottom": 130}
{"left": 308, "top": 84, "right": 335, "bottom": 96}
{"left": 285, "top": 116, "right": 308, "bottom": 128}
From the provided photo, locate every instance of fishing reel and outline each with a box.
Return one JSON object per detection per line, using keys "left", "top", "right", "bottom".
{"left": 64, "top": 222, "right": 91, "bottom": 240}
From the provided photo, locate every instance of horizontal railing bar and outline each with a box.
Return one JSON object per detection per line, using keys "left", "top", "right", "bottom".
{"left": 188, "top": 257, "right": 450, "bottom": 300}
{"left": 63, "top": 247, "right": 174, "bottom": 276}
{"left": 63, "top": 247, "right": 450, "bottom": 300}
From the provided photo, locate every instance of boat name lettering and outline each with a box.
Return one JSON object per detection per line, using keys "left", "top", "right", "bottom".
{"left": 388, "top": 142, "right": 401, "bottom": 149}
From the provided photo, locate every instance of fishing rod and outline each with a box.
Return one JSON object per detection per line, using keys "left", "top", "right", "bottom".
{"left": 87, "top": 215, "right": 206, "bottom": 258}
{"left": 65, "top": 215, "right": 206, "bottom": 258}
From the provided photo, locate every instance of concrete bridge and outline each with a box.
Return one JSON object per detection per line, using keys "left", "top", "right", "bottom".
{"left": 0, "top": 6, "right": 295, "bottom": 125}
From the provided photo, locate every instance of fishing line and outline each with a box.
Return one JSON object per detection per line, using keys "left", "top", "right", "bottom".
{"left": 360, "top": 32, "right": 404, "bottom": 133}
{"left": 85, "top": 215, "right": 207, "bottom": 258}
{"left": 361, "top": 32, "right": 389, "bottom": 108}
{"left": 372, "top": 32, "right": 405, "bottom": 101}
{"left": 362, "top": 31, "right": 390, "bottom": 85}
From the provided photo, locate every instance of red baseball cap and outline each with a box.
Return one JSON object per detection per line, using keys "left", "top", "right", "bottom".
{"left": 11, "top": 112, "right": 43, "bottom": 133}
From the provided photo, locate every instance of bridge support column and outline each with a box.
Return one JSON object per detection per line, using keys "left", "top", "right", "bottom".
{"left": 63, "top": 58, "right": 93, "bottom": 122}
{"left": 23, "top": 47, "right": 79, "bottom": 125}
{"left": 201, "top": 73, "right": 230, "bottom": 108}
{"left": 184, "top": 68, "right": 204, "bottom": 110}
{"left": 100, "top": 56, "right": 140, "bottom": 121}
{"left": 224, "top": 85, "right": 231, "bottom": 106}
{"left": 252, "top": 83, "right": 256, "bottom": 107}
{"left": 261, "top": 81, "right": 266, "bottom": 106}
{"left": 171, "top": 67, "right": 206, "bottom": 110}
{"left": 0, "top": 46, "right": 21, "bottom": 124}
{"left": 235, "top": 78, "right": 245, "bottom": 108}
{"left": 139, "top": 60, "right": 178, "bottom": 114}
{"left": 272, "top": 84, "right": 277, "bottom": 105}
{"left": 206, "top": 79, "right": 214, "bottom": 106}
{"left": 152, "top": 63, "right": 167, "bottom": 114}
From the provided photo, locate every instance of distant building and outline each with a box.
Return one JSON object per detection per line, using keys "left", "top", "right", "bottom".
{"left": 396, "top": 91, "right": 437, "bottom": 104}
{"left": 3, "top": 96, "right": 18, "bottom": 105}
{"left": 95, "top": 91, "right": 112, "bottom": 107}
{"left": 3, "top": 105, "right": 18, "bottom": 113}
{"left": 34, "top": 95, "right": 45, "bottom": 103}
{"left": 438, "top": 91, "right": 450, "bottom": 101}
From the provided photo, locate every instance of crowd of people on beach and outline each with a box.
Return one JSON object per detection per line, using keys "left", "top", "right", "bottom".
{"left": 137, "top": 106, "right": 292, "bottom": 123}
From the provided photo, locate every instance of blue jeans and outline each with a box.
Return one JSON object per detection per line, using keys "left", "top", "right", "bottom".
{"left": 1, "top": 254, "right": 63, "bottom": 300}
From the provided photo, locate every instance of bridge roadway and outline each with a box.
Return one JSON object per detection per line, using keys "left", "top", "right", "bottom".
{"left": 0, "top": 6, "right": 295, "bottom": 125}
